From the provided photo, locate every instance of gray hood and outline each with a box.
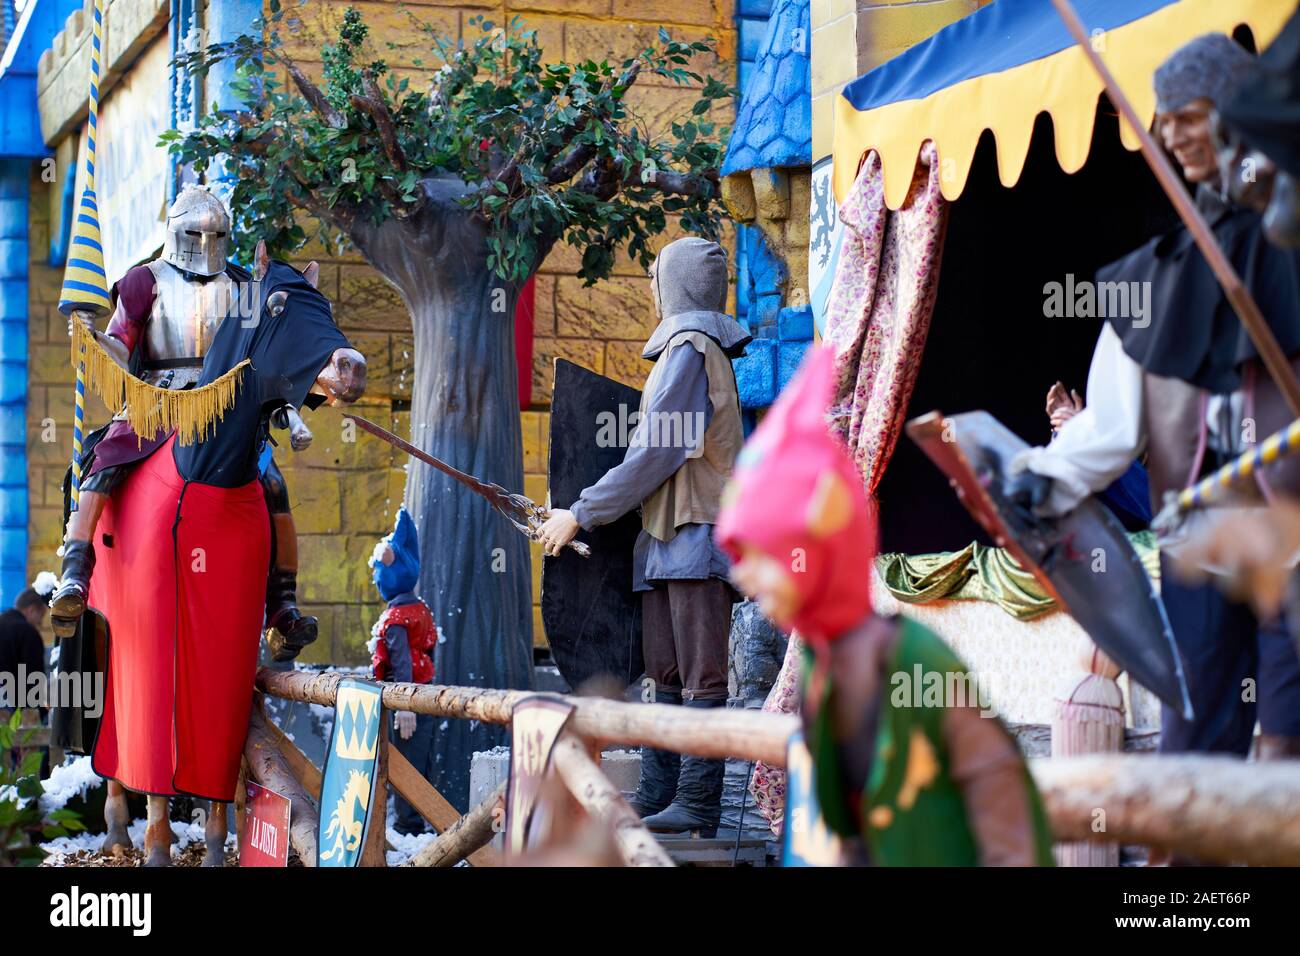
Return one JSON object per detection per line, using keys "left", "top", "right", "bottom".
{"left": 644, "top": 236, "right": 750, "bottom": 359}
{"left": 642, "top": 310, "right": 752, "bottom": 360}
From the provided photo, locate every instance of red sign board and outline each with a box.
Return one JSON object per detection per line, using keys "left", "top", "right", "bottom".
{"left": 239, "top": 780, "right": 291, "bottom": 867}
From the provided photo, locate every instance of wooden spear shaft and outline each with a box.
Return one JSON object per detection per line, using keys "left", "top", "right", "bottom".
{"left": 1051, "top": 0, "right": 1300, "bottom": 416}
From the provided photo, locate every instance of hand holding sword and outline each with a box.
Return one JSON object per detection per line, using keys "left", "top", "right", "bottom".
{"left": 341, "top": 411, "right": 591, "bottom": 558}
{"left": 536, "top": 508, "right": 581, "bottom": 557}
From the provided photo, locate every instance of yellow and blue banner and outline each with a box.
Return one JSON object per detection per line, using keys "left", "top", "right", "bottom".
{"left": 781, "top": 730, "right": 844, "bottom": 867}
{"left": 58, "top": 0, "right": 109, "bottom": 316}
{"left": 59, "top": 0, "right": 109, "bottom": 510}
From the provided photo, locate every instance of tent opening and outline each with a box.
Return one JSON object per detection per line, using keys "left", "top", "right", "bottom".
{"left": 876, "top": 100, "right": 1182, "bottom": 555}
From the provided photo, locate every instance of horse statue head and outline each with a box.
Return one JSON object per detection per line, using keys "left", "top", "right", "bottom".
{"left": 174, "top": 240, "right": 369, "bottom": 486}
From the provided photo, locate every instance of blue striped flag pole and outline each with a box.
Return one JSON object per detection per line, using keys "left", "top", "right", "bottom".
{"left": 58, "top": 0, "right": 111, "bottom": 511}
{"left": 1154, "top": 419, "right": 1300, "bottom": 534}
{"left": 1175, "top": 418, "right": 1300, "bottom": 514}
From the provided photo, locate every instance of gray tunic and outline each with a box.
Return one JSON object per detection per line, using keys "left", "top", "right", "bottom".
{"left": 570, "top": 343, "right": 733, "bottom": 591}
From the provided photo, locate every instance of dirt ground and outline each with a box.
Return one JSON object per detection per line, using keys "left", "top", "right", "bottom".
{"left": 45, "top": 843, "right": 241, "bottom": 867}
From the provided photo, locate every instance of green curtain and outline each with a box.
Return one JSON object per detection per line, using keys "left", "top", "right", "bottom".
{"left": 876, "top": 531, "right": 1159, "bottom": 621}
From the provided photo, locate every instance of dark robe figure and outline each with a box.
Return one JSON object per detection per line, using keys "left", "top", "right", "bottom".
{"left": 1014, "top": 34, "right": 1300, "bottom": 764}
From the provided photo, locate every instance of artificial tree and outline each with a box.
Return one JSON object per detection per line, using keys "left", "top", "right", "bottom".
{"left": 166, "top": 4, "right": 733, "bottom": 805}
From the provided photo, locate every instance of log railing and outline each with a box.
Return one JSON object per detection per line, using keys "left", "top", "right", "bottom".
{"left": 253, "top": 667, "right": 1300, "bottom": 867}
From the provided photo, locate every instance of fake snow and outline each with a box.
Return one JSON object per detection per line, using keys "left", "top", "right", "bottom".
{"left": 385, "top": 827, "right": 437, "bottom": 867}
{"left": 39, "top": 756, "right": 100, "bottom": 813}
{"left": 31, "top": 570, "right": 59, "bottom": 596}
{"left": 0, "top": 756, "right": 100, "bottom": 812}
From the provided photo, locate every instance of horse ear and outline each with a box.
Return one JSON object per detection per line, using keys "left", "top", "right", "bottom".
{"left": 253, "top": 241, "right": 270, "bottom": 281}
{"left": 302, "top": 261, "right": 320, "bottom": 288}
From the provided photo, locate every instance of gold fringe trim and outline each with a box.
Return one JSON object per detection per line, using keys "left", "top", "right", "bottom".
{"left": 71, "top": 320, "right": 250, "bottom": 446}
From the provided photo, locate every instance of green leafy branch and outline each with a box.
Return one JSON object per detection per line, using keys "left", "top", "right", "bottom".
{"left": 162, "top": 4, "right": 736, "bottom": 285}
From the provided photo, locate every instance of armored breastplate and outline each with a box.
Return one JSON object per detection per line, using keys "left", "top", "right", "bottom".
{"left": 141, "top": 259, "right": 237, "bottom": 388}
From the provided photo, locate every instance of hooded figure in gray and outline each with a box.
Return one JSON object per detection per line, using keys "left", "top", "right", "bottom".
{"left": 536, "top": 236, "right": 750, "bottom": 835}
{"left": 538, "top": 236, "right": 750, "bottom": 591}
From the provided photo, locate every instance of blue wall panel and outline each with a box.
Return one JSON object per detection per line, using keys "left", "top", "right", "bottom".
{"left": 0, "top": 158, "right": 27, "bottom": 604}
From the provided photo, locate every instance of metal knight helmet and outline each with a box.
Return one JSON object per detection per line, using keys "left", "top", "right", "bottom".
{"left": 162, "top": 185, "right": 231, "bottom": 277}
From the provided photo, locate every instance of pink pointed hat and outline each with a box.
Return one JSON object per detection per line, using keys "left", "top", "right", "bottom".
{"left": 715, "top": 346, "right": 876, "bottom": 644}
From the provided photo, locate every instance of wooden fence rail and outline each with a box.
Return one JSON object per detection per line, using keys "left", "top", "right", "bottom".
{"left": 255, "top": 668, "right": 796, "bottom": 764}
{"left": 254, "top": 667, "right": 1300, "bottom": 866}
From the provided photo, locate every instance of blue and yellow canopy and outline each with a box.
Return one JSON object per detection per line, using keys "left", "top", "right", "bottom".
{"left": 833, "top": 0, "right": 1297, "bottom": 209}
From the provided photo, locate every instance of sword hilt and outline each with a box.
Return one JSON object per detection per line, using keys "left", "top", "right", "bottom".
{"left": 498, "top": 492, "right": 591, "bottom": 558}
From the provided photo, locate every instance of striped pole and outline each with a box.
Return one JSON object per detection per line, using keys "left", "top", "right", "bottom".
{"left": 1153, "top": 417, "right": 1300, "bottom": 535}
{"left": 1175, "top": 418, "right": 1300, "bottom": 514}
{"left": 58, "top": 0, "right": 112, "bottom": 510}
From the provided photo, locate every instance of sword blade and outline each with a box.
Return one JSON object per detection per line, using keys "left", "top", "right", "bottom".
{"left": 344, "top": 411, "right": 495, "bottom": 497}
{"left": 341, "top": 411, "right": 590, "bottom": 557}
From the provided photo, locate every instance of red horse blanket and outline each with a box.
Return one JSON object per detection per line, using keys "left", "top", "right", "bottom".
{"left": 89, "top": 434, "right": 271, "bottom": 801}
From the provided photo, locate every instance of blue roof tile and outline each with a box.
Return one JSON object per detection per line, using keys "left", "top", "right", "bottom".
{"left": 722, "top": 0, "right": 812, "bottom": 176}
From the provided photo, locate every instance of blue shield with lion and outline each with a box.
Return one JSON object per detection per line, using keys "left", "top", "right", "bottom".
{"left": 318, "top": 678, "right": 383, "bottom": 867}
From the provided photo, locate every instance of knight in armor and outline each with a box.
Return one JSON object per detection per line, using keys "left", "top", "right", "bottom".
{"left": 1008, "top": 35, "right": 1300, "bottom": 764}
{"left": 51, "top": 186, "right": 319, "bottom": 660}
{"left": 367, "top": 508, "right": 439, "bottom": 835}
{"left": 537, "top": 236, "right": 750, "bottom": 837}
{"left": 717, "top": 348, "right": 1053, "bottom": 866}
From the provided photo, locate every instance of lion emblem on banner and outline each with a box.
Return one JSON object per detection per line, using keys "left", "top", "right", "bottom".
{"left": 321, "top": 769, "right": 371, "bottom": 863}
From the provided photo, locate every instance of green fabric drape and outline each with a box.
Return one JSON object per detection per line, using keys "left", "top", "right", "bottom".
{"left": 876, "top": 531, "right": 1159, "bottom": 621}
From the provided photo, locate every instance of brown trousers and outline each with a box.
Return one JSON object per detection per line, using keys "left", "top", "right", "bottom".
{"left": 642, "top": 579, "right": 734, "bottom": 702}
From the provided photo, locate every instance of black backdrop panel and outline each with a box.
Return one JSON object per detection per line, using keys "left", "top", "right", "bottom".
{"left": 541, "top": 360, "right": 645, "bottom": 690}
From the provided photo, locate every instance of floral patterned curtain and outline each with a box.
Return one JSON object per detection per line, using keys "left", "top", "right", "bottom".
{"left": 825, "top": 141, "right": 949, "bottom": 496}
{"left": 747, "top": 144, "right": 950, "bottom": 837}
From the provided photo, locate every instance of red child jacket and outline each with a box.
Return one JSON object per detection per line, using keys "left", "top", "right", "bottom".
{"left": 370, "top": 600, "right": 437, "bottom": 685}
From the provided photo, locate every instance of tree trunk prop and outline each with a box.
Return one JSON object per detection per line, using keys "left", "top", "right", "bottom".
{"left": 350, "top": 176, "right": 535, "bottom": 809}
{"left": 406, "top": 780, "right": 507, "bottom": 868}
